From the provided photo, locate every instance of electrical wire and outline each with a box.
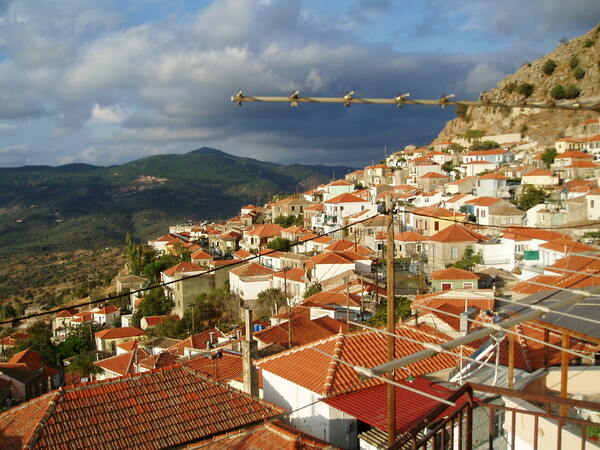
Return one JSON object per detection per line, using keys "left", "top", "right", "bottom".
{"left": 0, "top": 211, "right": 386, "bottom": 327}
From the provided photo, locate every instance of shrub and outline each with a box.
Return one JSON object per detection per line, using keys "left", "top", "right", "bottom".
{"left": 542, "top": 59, "right": 557, "bottom": 75}
{"left": 455, "top": 103, "right": 469, "bottom": 121}
{"left": 564, "top": 84, "right": 580, "bottom": 99}
{"left": 505, "top": 82, "right": 518, "bottom": 94}
{"left": 569, "top": 54, "right": 580, "bottom": 69}
{"left": 583, "top": 38, "right": 595, "bottom": 48}
{"left": 573, "top": 66, "right": 585, "bottom": 80}
{"left": 559, "top": 37, "right": 569, "bottom": 44}
{"left": 550, "top": 84, "right": 566, "bottom": 100}
{"left": 517, "top": 83, "right": 534, "bottom": 98}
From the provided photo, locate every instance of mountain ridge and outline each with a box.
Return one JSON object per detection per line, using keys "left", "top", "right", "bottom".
{"left": 0, "top": 147, "right": 355, "bottom": 257}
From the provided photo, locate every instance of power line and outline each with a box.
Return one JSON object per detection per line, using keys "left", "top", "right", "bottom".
{"left": 231, "top": 90, "right": 600, "bottom": 112}
{"left": 0, "top": 212, "right": 385, "bottom": 327}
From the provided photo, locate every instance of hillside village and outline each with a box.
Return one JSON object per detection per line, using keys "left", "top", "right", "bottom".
{"left": 2, "top": 117, "right": 600, "bottom": 448}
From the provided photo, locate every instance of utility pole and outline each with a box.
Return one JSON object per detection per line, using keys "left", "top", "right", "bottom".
{"left": 345, "top": 276, "right": 350, "bottom": 325}
{"left": 283, "top": 267, "right": 292, "bottom": 349}
{"left": 385, "top": 194, "right": 396, "bottom": 447}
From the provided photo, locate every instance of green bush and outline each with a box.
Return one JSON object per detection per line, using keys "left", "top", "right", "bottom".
{"left": 583, "top": 38, "right": 595, "bottom": 48}
{"left": 569, "top": 54, "right": 580, "bottom": 69}
{"left": 542, "top": 59, "right": 557, "bottom": 75}
{"left": 506, "top": 82, "right": 517, "bottom": 94}
{"left": 550, "top": 85, "right": 566, "bottom": 100}
{"left": 573, "top": 66, "right": 585, "bottom": 80}
{"left": 564, "top": 84, "right": 580, "bottom": 99}
{"left": 517, "top": 83, "right": 534, "bottom": 98}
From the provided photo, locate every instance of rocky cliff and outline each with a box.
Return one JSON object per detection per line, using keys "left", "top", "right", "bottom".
{"left": 437, "top": 23, "right": 600, "bottom": 142}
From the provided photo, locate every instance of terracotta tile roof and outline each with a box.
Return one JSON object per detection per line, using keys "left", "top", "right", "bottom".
{"left": 163, "top": 261, "right": 205, "bottom": 277}
{"left": 0, "top": 365, "right": 282, "bottom": 449}
{"left": 305, "top": 251, "right": 356, "bottom": 269}
{"left": 431, "top": 268, "right": 479, "bottom": 280}
{"left": 327, "top": 179, "right": 353, "bottom": 186}
{"left": 394, "top": 231, "right": 426, "bottom": 242}
{"left": 94, "top": 305, "right": 119, "bottom": 315}
{"left": 94, "top": 327, "right": 145, "bottom": 340}
{"left": 465, "top": 196, "right": 502, "bottom": 207}
{"left": 168, "top": 329, "right": 226, "bottom": 356}
{"left": 56, "top": 308, "right": 79, "bottom": 318}
{"left": 255, "top": 315, "right": 347, "bottom": 349}
{"left": 233, "top": 249, "right": 252, "bottom": 259}
{"left": 144, "top": 314, "right": 180, "bottom": 326}
{"left": 137, "top": 351, "right": 180, "bottom": 370}
{"left": 311, "top": 235, "right": 336, "bottom": 244}
{"left": 323, "top": 377, "right": 472, "bottom": 434}
{"left": 191, "top": 419, "right": 333, "bottom": 449}
{"left": 478, "top": 173, "right": 507, "bottom": 180}
{"left": 94, "top": 348, "right": 150, "bottom": 377}
{"left": 117, "top": 339, "right": 139, "bottom": 352}
{"left": 257, "top": 326, "right": 463, "bottom": 395}
{"left": 420, "top": 172, "right": 448, "bottom": 179}
{"left": 301, "top": 291, "right": 361, "bottom": 308}
{"left": 448, "top": 176, "right": 475, "bottom": 185}
{"left": 539, "top": 238, "right": 596, "bottom": 254}
{"left": 325, "top": 239, "right": 354, "bottom": 252}
{"left": 522, "top": 168, "right": 553, "bottom": 177}
{"left": 413, "top": 290, "right": 495, "bottom": 312}
{"left": 412, "top": 205, "right": 457, "bottom": 218}
{"left": 325, "top": 192, "right": 369, "bottom": 204}
{"left": 501, "top": 226, "right": 569, "bottom": 243}
{"left": 429, "top": 224, "right": 486, "bottom": 243}
{"left": 555, "top": 150, "right": 593, "bottom": 159}
{"left": 191, "top": 249, "right": 212, "bottom": 259}
{"left": 184, "top": 350, "right": 244, "bottom": 383}
{"left": 230, "top": 262, "right": 273, "bottom": 278}
{"left": 0, "top": 332, "right": 30, "bottom": 347}
{"left": 566, "top": 161, "right": 599, "bottom": 168}
{"left": 0, "top": 391, "right": 59, "bottom": 449}
{"left": 467, "top": 149, "right": 508, "bottom": 156}
{"left": 272, "top": 267, "right": 306, "bottom": 283}
{"left": 245, "top": 223, "right": 283, "bottom": 237}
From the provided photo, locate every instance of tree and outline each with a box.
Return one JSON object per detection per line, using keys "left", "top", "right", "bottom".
{"left": 303, "top": 282, "right": 322, "bottom": 299}
{"left": 266, "top": 236, "right": 293, "bottom": 252}
{"left": 365, "top": 297, "right": 412, "bottom": 327}
{"left": 441, "top": 161, "right": 455, "bottom": 174}
{"left": 541, "top": 147, "right": 558, "bottom": 168}
{"left": 131, "top": 287, "right": 172, "bottom": 327}
{"left": 56, "top": 326, "right": 94, "bottom": 360}
{"left": 517, "top": 184, "right": 546, "bottom": 210}
{"left": 471, "top": 140, "right": 500, "bottom": 151}
{"left": 273, "top": 215, "right": 301, "bottom": 228}
{"left": 542, "top": 59, "right": 557, "bottom": 75}
{"left": 446, "top": 248, "right": 483, "bottom": 271}
{"left": 66, "top": 354, "right": 101, "bottom": 376}
{"left": 256, "top": 288, "right": 286, "bottom": 319}
{"left": 464, "top": 129, "right": 485, "bottom": 143}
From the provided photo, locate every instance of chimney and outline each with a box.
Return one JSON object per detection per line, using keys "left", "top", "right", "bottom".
{"left": 460, "top": 307, "right": 479, "bottom": 335}
{"left": 242, "top": 309, "right": 259, "bottom": 397}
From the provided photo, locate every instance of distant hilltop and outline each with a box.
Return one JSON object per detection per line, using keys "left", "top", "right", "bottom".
{"left": 437, "top": 23, "right": 600, "bottom": 143}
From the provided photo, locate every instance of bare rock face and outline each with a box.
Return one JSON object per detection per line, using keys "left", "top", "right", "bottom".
{"left": 437, "top": 24, "right": 600, "bottom": 143}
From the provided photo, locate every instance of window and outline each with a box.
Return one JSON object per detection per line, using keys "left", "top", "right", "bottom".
{"left": 434, "top": 221, "right": 439, "bottom": 231}
{"left": 480, "top": 210, "right": 486, "bottom": 218}
{"left": 441, "top": 283, "right": 452, "bottom": 291}
{"left": 451, "top": 246, "right": 458, "bottom": 259}
{"left": 416, "top": 244, "right": 422, "bottom": 253}
{"left": 463, "top": 282, "right": 474, "bottom": 289}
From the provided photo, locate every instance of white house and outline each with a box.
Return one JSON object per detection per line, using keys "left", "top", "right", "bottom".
{"left": 228, "top": 262, "right": 274, "bottom": 301}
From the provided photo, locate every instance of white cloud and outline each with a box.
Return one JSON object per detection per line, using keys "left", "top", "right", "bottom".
{"left": 90, "top": 104, "right": 131, "bottom": 123}
{"left": 463, "top": 63, "right": 505, "bottom": 95}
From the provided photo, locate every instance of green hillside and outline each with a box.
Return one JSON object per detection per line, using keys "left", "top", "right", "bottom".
{"left": 0, "top": 147, "right": 353, "bottom": 256}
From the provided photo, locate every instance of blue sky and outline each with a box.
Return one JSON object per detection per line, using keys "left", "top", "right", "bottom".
{"left": 0, "top": 0, "right": 598, "bottom": 168}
